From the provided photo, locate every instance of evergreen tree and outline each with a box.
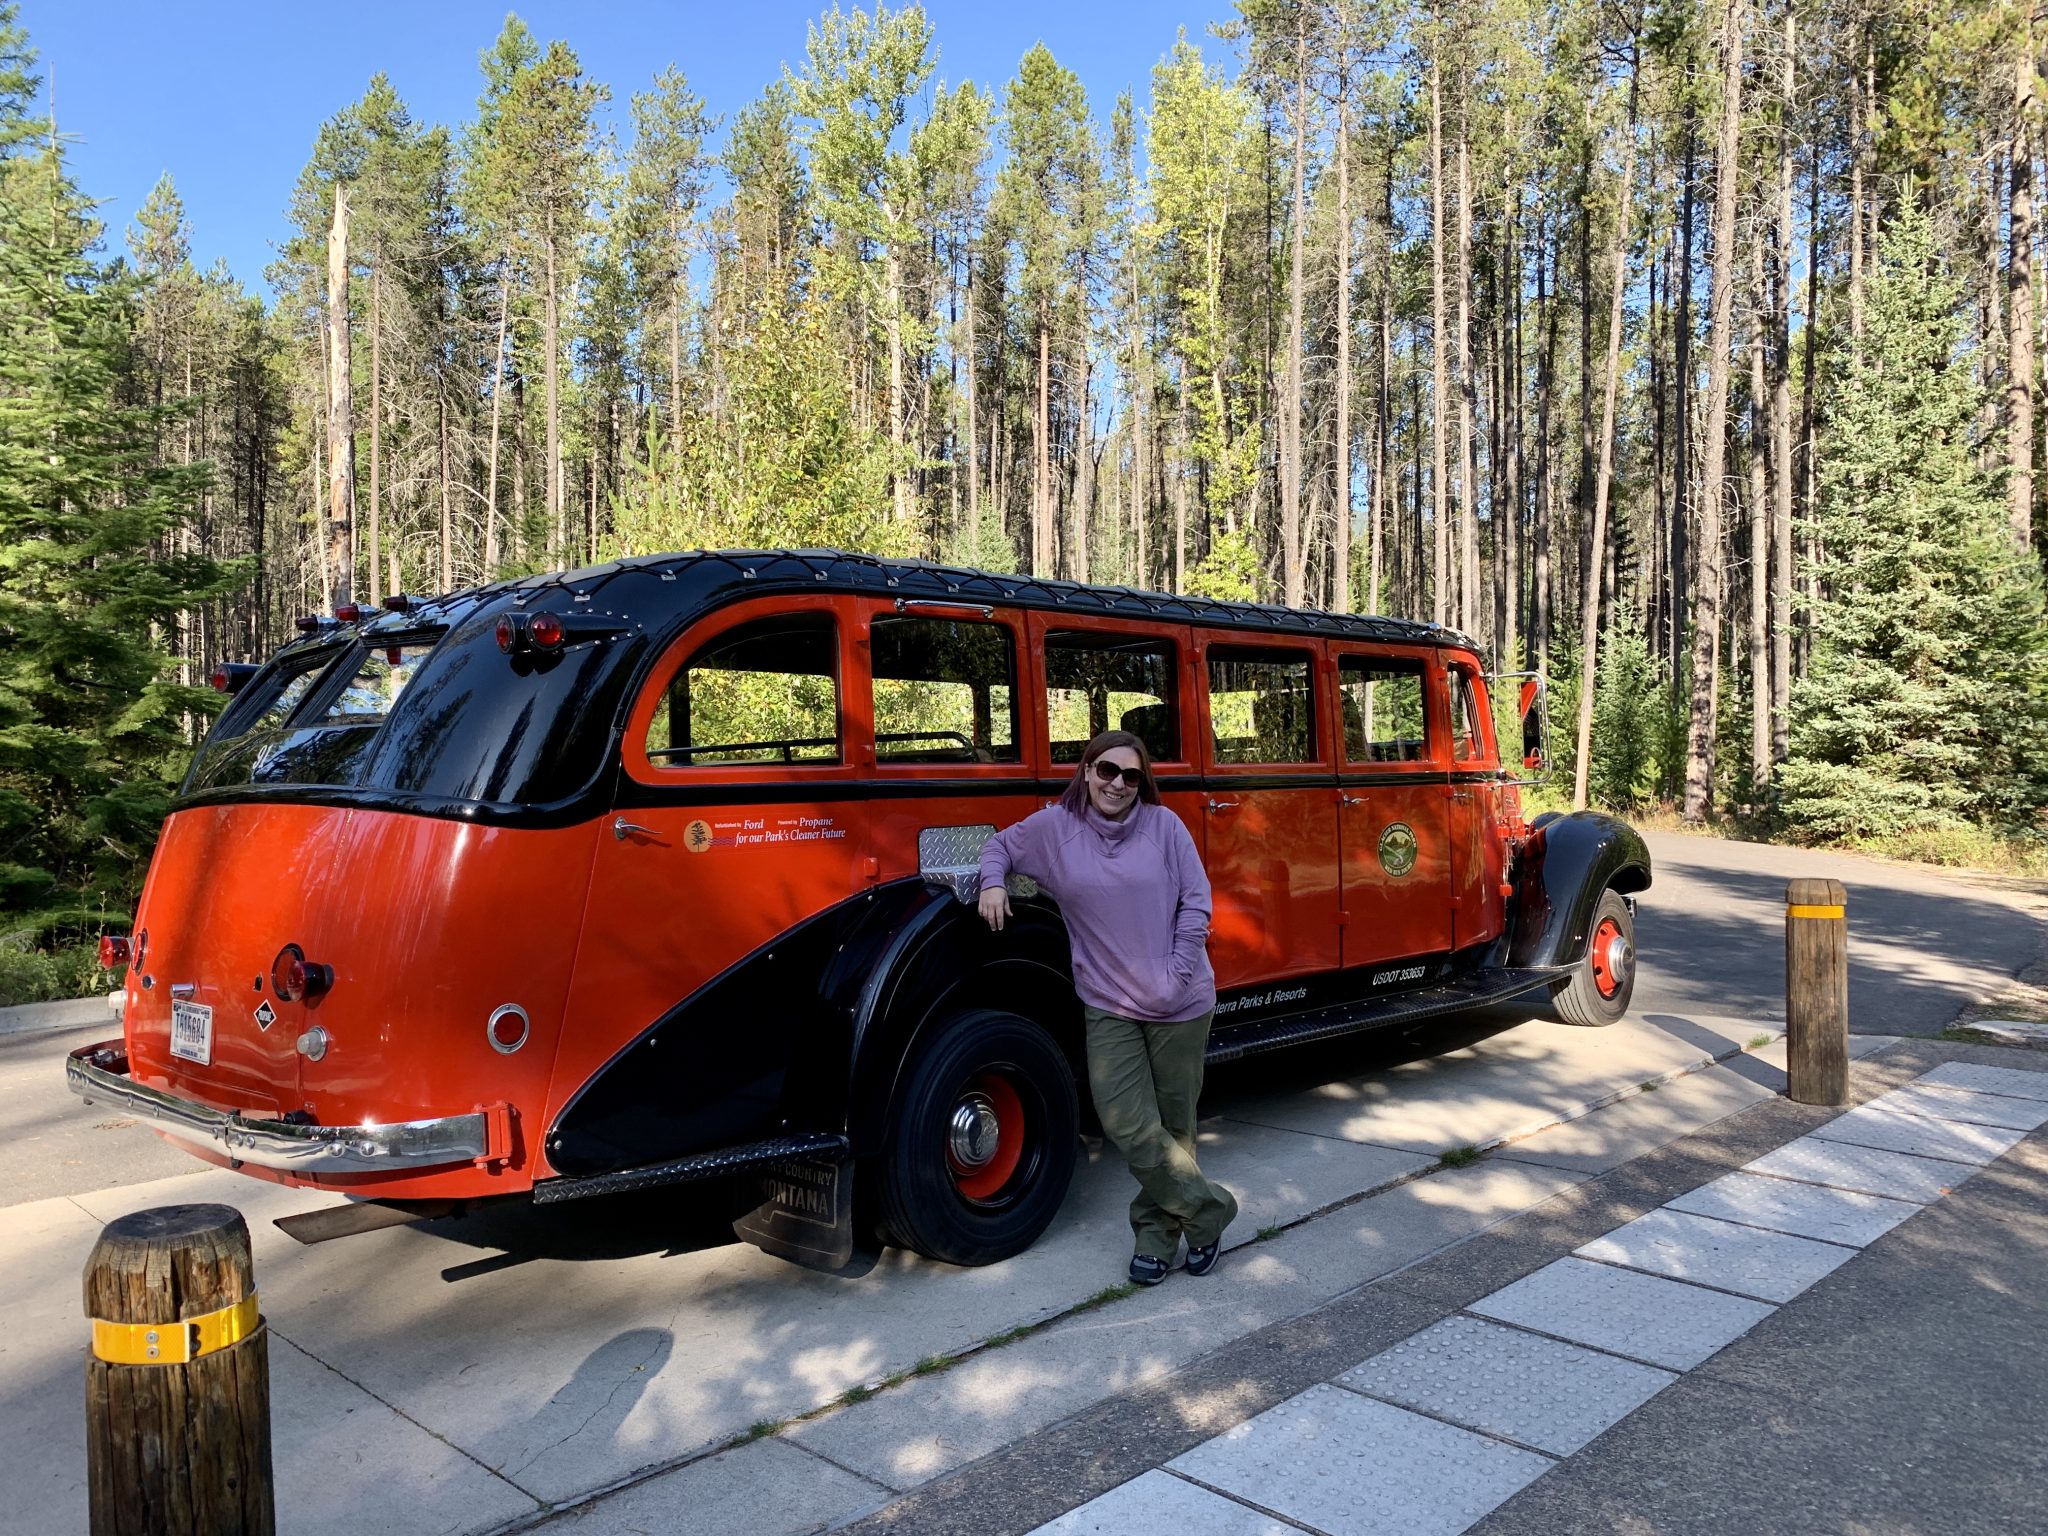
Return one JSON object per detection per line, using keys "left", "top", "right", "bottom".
{"left": 1781, "top": 201, "right": 2048, "bottom": 840}
{"left": 0, "top": 6, "right": 240, "bottom": 921}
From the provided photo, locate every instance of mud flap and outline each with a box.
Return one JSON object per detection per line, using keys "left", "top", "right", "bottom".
{"left": 732, "top": 1156, "right": 876, "bottom": 1275}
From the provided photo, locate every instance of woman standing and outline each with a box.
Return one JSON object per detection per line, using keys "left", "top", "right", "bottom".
{"left": 977, "top": 730, "right": 1238, "bottom": 1284}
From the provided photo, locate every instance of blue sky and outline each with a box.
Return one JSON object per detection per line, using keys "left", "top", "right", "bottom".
{"left": 19, "top": 0, "right": 1233, "bottom": 297}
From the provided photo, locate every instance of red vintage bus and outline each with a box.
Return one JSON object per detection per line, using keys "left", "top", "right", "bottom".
{"left": 70, "top": 550, "right": 1649, "bottom": 1269}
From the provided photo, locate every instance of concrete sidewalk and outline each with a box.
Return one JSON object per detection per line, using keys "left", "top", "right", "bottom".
{"left": 786, "top": 1039, "right": 2046, "bottom": 1536}
{"left": 3, "top": 1010, "right": 1880, "bottom": 1536}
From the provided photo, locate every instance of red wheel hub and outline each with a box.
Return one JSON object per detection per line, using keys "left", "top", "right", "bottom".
{"left": 1589, "top": 916, "right": 1629, "bottom": 999}
{"left": 948, "top": 1072, "right": 1026, "bottom": 1202}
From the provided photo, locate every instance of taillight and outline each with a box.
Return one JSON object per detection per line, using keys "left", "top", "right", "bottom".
{"left": 209, "top": 663, "right": 258, "bottom": 694}
{"left": 295, "top": 614, "right": 323, "bottom": 633}
{"left": 383, "top": 594, "right": 417, "bottom": 614}
{"left": 528, "top": 613, "right": 564, "bottom": 650}
{"left": 495, "top": 614, "right": 518, "bottom": 653}
{"left": 270, "top": 944, "right": 334, "bottom": 1003}
{"left": 334, "top": 602, "right": 364, "bottom": 623}
{"left": 98, "top": 934, "right": 131, "bottom": 969}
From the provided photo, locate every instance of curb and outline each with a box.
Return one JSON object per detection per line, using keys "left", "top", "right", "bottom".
{"left": 0, "top": 992, "right": 122, "bottom": 1040}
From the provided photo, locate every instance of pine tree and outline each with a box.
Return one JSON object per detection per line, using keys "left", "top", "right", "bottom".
{"left": 1781, "top": 200, "right": 2048, "bottom": 840}
{"left": 0, "top": 6, "right": 241, "bottom": 920}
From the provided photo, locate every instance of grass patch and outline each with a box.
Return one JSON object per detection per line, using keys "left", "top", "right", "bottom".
{"left": 911, "top": 1354, "right": 951, "bottom": 1377}
{"left": 1438, "top": 1144, "right": 1482, "bottom": 1168}
{"left": 741, "top": 1418, "right": 784, "bottom": 1442}
{"left": 1938, "top": 1024, "right": 2006, "bottom": 1044}
{"left": 836, "top": 1384, "right": 874, "bottom": 1408}
{"left": 1075, "top": 1282, "right": 1137, "bottom": 1312}
{"left": 983, "top": 1324, "right": 1033, "bottom": 1350}
{"left": 1638, "top": 1080, "right": 1660, "bottom": 1093}
{"left": 1256, "top": 1224, "right": 1284, "bottom": 1242}
{"left": 1747, "top": 1033, "right": 1774, "bottom": 1049}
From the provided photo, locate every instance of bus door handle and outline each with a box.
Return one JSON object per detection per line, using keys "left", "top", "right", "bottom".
{"left": 1340, "top": 794, "right": 1367, "bottom": 807}
{"left": 1207, "top": 798, "right": 1240, "bottom": 813}
{"left": 612, "top": 818, "right": 658, "bottom": 842}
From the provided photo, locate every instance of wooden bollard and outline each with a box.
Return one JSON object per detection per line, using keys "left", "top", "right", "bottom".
{"left": 83, "top": 1205, "right": 274, "bottom": 1536}
{"left": 1786, "top": 878, "right": 1850, "bottom": 1106}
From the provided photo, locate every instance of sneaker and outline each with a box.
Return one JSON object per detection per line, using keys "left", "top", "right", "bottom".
{"left": 1183, "top": 1239, "right": 1222, "bottom": 1277}
{"left": 1128, "top": 1253, "right": 1172, "bottom": 1286}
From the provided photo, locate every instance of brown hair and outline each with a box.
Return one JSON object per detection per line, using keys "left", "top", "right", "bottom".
{"left": 1059, "top": 730, "right": 1162, "bottom": 815}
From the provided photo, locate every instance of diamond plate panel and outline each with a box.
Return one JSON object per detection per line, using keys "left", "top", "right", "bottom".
{"left": 1917, "top": 1062, "right": 2048, "bottom": 1104}
{"left": 1167, "top": 1383, "right": 1550, "bottom": 1536}
{"left": 1666, "top": 1171, "right": 1920, "bottom": 1248}
{"left": 1029, "top": 1471, "right": 1299, "bottom": 1536}
{"left": 918, "top": 824, "right": 996, "bottom": 904}
{"left": 1575, "top": 1208, "right": 1854, "bottom": 1302}
{"left": 1864, "top": 1084, "right": 2048, "bottom": 1132}
{"left": 1469, "top": 1257, "right": 1775, "bottom": 1370}
{"left": 1809, "top": 1106, "right": 2026, "bottom": 1166}
{"left": 1336, "top": 1315, "right": 1675, "bottom": 1457}
{"left": 1742, "top": 1137, "right": 1976, "bottom": 1202}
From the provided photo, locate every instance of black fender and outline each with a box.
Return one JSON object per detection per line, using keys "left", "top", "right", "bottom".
{"left": 543, "top": 877, "right": 1080, "bottom": 1176}
{"left": 841, "top": 888, "right": 1082, "bottom": 1158}
{"left": 1502, "top": 810, "right": 1652, "bottom": 971}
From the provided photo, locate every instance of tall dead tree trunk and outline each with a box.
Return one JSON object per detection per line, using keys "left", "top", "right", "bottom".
{"left": 324, "top": 183, "right": 354, "bottom": 610}
{"left": 545, "top": 221, "right": 564, "bottom": 563}
{"left": 1456, "top": 92, "right": 1480, "bottom": 638}
{"left": 2011, "top": 7, "right": 2037, "bottom": 551}
{"left": 1036, "top": 309, "right": 1052, "bottom": 575}
{"left": 1571, "top": 46, "right": 1640, "bottom": 811}
{"left": 1685, "top": 0, "right": 1745, "bottom": 823}
{"left": 1430, "top": 56, "right": 1451, "bottom": 626}
{"left": 368, "top": 252, "right": 381, "bottom": 601}
{"left": 1749, "top": 245, "right": 1771, "bottom": 806}
{"left": 1336, "top": 92, "right": 1354, "bottom": 613}
{"left": 483, "top": 263, "right": 510, "bottom": 576}
{"left": 1771, "top": 5, "right": 1795, "bottom": 767}
{"left": 1281, "top": 12, "right": 1308, "bottom": 606}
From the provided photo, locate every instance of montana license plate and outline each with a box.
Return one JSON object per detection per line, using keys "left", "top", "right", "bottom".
{"left": 169, "top": 1000, "right": 214, "bottom": 1065}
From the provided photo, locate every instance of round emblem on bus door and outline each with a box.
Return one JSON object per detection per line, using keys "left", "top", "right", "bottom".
{"left": 684, "top": 819, "right": 713, "bottom": 854}
{"left": 1378, "top": 822, "right": 1419, "bottom": 878}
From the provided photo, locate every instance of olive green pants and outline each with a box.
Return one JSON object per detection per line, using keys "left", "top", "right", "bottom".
{"left": 1083, "top": 1005, "right": 1239, "bottom": 1262}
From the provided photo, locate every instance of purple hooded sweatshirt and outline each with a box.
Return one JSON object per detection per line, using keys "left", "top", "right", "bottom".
{"left": 978, "top": 800, "right": 1216, "bottom": 1024}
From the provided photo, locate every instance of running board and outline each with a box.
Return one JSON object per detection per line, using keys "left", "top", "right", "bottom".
{"left": 274, "top": 1199, "right": 462, "bottom": 1244}
{"left": 1205, "top": 967, "right": 1566, "bottom": 1065}
{"left": 531, "top": 1131, "right": 853, "bottom": 1204}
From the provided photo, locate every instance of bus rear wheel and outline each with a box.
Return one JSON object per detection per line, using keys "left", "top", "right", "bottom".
{"left": 1551, "top": 889, "right": 1635, "bottom": 1027}
{"left": 878, "top": 1009, "right": 1077, "bottom": 1266}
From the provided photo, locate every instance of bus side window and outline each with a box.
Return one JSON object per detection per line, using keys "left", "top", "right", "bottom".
{"left": 1450, "top": 669, "right": 1488, "bottom": 764}
{"left": 871, "top": 617, "right": 1021, "bottom": 763}
{"left": 647, "top": 615, "right": 840, "bottom": 767}
{"left": 1338, "top": 656, "right": 1429, "bottom": 764}
{"left": 1044, "top": 632, "right": 1179, "bottom": 763}
{"left": 1209, "top": 647, "right": 1317, "bottom": 765}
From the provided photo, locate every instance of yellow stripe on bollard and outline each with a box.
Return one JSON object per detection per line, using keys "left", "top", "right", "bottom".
{"left": 1787, "top": 904, "right": 1845, "bottom": 919}
{"left": 91, "top": 1292, "right": 259, "bottom": 1366}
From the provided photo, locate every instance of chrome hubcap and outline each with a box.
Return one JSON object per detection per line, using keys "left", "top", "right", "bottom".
{"left": 949, "top": 1092, "right": 1001, "bottom": 1171}
{"left": 1603, "top": 932, "right": 1633, "bottom": 989}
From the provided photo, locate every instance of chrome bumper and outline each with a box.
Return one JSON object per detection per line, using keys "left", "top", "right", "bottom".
{"left": 66, "top": 1040, "right": 488, "bottom": 1174}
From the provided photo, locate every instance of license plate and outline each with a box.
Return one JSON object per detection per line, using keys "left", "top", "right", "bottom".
{"left": 169, "top": 1001, "right": 214, "bottom": 1065}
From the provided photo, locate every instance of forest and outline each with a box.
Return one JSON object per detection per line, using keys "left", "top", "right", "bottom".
{"left": 2, "top": 0, "right": 2046, "bottom": 998}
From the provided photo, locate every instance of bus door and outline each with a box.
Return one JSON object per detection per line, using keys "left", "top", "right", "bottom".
{"left": 1331, "top": 645, "right": 1454, "bottom": 972}
{"left": 1027, "top": 611, "right": 1201, "bottom": 848}
{"left": 1444, "top": 657, "right": 1508, "bottom": 950}
{"left": 1197, "top": 635, "right": 1341, "bottom": 990}
{"left": 559, "top": 595, "right": 870, "bottom": 1145}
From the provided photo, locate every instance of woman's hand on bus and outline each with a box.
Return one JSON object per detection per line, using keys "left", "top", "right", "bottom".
{"left": 979, "top": 885, "right": 1010, "bottom": 932}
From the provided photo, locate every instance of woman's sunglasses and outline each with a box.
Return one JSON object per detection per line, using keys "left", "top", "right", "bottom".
{"left": 1091, "top": 760, "right": 1145, "bottom": 788}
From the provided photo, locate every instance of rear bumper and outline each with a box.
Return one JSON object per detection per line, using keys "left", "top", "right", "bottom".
{"left": 66, "top": 1039, "right": 490, "bottom": 1174}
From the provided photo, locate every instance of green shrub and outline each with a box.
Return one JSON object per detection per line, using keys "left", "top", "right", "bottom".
{"left": 0, "top": 939, "right": 111, "bottom": 1007}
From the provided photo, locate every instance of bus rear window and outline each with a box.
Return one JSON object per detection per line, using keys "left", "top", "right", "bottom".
{"left": 320, "top": 643, "right": 437, "bottom": 722}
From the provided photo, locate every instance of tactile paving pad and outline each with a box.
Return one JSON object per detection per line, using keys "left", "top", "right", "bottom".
{"left": 1917, "top": 1061, "right": 2048, "bottom": 1103}
{"left": 1666, "top": 1171, "right": 1919, "bottom": 1248}
{"left": 1167, "top": 1383, "right": 1550, "bottom": 1536}
{"left": 1337, "top": 1315, "right": 1675, "bottom": 1457}
{"left": 1575, "top": 1208, "right": 1854, "bottom": 1302}
{"left": 1469, "top": 1257, "right": 1774, "bottom": 1370}
{"left": 1742, "top": 1137, "right": 1976, "bottom": 1202}
{"left": 1809, "top": 1105, "right": 2027, "bottom": 1165}
{"left": 1863, "top": 1083, "right": 2048, "bottom": 1132}
{"left": 1029, "top": 1470, "right": 1299, "bottom": 1535}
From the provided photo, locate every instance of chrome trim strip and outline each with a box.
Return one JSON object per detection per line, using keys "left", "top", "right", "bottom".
{"left": 66, "top": 1040, "right": 488, "bottom": 1173}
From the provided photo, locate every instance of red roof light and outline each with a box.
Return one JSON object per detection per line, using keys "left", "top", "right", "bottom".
{"left": 98, "top": 934, "right": 130, "bottom": 969}
{"left": 529, "top": 613, "right": 565, "bottom": 650}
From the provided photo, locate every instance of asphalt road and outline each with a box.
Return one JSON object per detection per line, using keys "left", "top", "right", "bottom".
{"left": 4, "top": 828, "right": 2040, "bottom": 1210}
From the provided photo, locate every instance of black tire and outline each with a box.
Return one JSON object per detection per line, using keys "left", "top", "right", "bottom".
{"left": 1550, "top": 889, "right": 1636, "bottom": 1027}
{"left": 877, "top": 1009, "right": 1079, "bottom": 1266}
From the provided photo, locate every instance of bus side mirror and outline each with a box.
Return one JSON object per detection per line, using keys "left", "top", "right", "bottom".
{"left": 1486, "top": 670, "right": 1549, "bottom": 778}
